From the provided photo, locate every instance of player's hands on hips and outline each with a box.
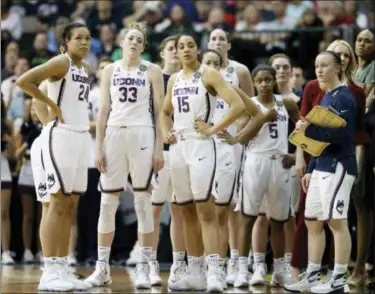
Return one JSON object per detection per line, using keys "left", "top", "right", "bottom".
{"left": 152, "top": 150, "right": 164, "bottom": 174}
{"left": 301, "top": 173, "right": 311, "bottom": 193}
{"left": 48, "top": 101, "right": 64, "bottom": 123}
{"left": 95, "top": 147, "right": 107, "bottom": 173}
{"left": 164, "top": 129, "right": 177, "bottom": 144}
{"left": 194, "top": 120, "right": 214, "bottom": 136}
{"left": 217, "top": 130, "right": 237, "bottom": 145}
{"left": 295, "top": 117, "right": 310, "bottom": 132}
{"left": 282, "top": 155, "right": 295, "bottom": 169}
{"left": 264, "top": 109, "right": 278, "bottom": 122}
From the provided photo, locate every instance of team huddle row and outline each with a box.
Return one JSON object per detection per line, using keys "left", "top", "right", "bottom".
{"left": 15, "top": 22, "right": 357, "bottom": 293}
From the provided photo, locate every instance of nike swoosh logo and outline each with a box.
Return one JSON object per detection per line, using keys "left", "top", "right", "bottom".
{"left": 340, "top": 110, "right": 348, "bottom": 113}
{"left": 198, "top": 157, "right": 206, "bottom": 161}
{"left": 226, "top": 162, "right": 231, "bottom": 166}
{"left": 322, "top": 176, "right": 329, "bottom": 179}
{"left": 141, "top": 147, "right": 148, "bottom": 150}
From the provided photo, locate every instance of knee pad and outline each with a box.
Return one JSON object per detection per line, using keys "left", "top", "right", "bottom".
{"left": 134, "top": 192, "right": 154, "bottom": 234}
{"left": 98, "top": 193, "right": 119, "bottom": 233}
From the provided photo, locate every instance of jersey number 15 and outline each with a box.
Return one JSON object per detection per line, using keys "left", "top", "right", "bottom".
{"left": 177, "top": 96, "right": 190, "bottom": 113}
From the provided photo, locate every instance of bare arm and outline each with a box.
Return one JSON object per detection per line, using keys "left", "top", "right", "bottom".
{"left": 32, "top": 81, "right": 49, "bottom": 125}
{"left": 149, "top": 64, "right": 165, "bottom": 156}
{"left": 16, "top": 55, "right": 69, "bottom": 108}
{"left": 283, "top": 98, "right": 301, "bottom": 122}
{"left": 203, "top": 68, "right": 245, "bottom": 135}
{"left": 160, "top": 74, "right": 177, "bottom": 141}
{"left": 237, "top": 64, "right": 254, "bottom": 97}
{"left": 96, "top": 64, "right": 114, "bottom": 151}
{"left": 366, "top": 86, "right": 374, "bottom": 109}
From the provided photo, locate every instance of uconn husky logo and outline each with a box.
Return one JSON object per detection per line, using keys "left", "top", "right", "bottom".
{"left": 38, "top": 183, "right": 47, "bottom": 198}
{"left": 47, "top": 173, "right": 55, "bottom": 189}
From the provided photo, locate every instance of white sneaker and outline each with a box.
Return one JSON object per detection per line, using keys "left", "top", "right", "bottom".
{"left": 226, "top": 259, "right": 238, "bottom": 286}
{"left": 271, "top": 270, "right": 293, "bottom": 287}
{"left": 207, "top": 256, "right": 223, "bottom": 293}
{"left": 67, "top": 254, "right": 77, "bottom": 266}
{"left": 135, "top": 263, "right": 151, "bottom": 289}
{"left": 38, "top": 264, "right": 74, "bottom": 292}
{"left": 23, "top": 249, "right": 35, "bottom": 264}
{"left": 1, "top": 251, "right": 15, "bottom": 265}
{"left": 219, "top": 264, "right": 227, "bottom": 290}
{"left": 168, "top": 261, "right": 189, "bottom": 291}
{"left": 36, "top": 251, "right": 44, "bottom": 264}
{"left": 234, "top": 258, "right": 250, "bottom": 288}
{"left": 188, "top": 258, "right": 206, "bottom": 291}
{"left": 250, "top": 263, "right": 267, "bottom": 286}
{"left": 311, "top": 273, "right": 348, "bottom": 293}
{"left": 284, "top": 270, "right": 321, "bottom": 293}
{"left": 149, "top": 260, "right": 162, "bottom": 286}
{"left": 126, "top": 241, "right": 139, "bottom": 266}
{"left": 85, "top": 260, "right": 112, "bottom": 287}
{"left": 63, "top": 265, "right": 92, "bottom": 291}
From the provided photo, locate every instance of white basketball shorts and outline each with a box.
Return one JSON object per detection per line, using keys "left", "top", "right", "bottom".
{"left": 151, "top": 150, "right": 173, "bottom": 205}
{"left": 169, "top": 135, "right": 216, "bottom": 204}
{"left": 240, "top": 153, "right": 291, "bottom": 221}
{"left": 305, "top": 162, "right": 355, "bottom": 221}
{"left": 30, "top": 135, "right": 49, "bottom": 202}
{"left": 212, "top": 137, "right": 236, "bottom": 205}
{"left": 1, "top": 154, "right": 12, "bottom": 189}
{"left": 42, "top": 125, "right": 90, "bottom": 195}
{"left": 99, "top": 126, "right": 154, "bottom": 192}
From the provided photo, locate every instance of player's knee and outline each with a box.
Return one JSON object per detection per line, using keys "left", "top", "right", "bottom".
{"left": 328, "top": 219, "right": 348, "bottom": 234}
{"left": 256, "top": 215, "right": 269, "bottom": 228}
{"left": 216, "top": 206, "right": 229, "bottom": 227}
{"left": 305, "top": 220, "right": 324, "bottom": 234}
{"left": 134, "top": 192, "right": 153, "bottom": 234}
{"left": 269, "top": 219, "right": 284, "bottom": 230}
{"left": 98, "top": 193, "right": 119, "bottom": 233}
{"left": 170, "top": 203, "right": 183, "bottom": 220}
{"left": 196, "top": 203, "right": 215, "bottom": 222}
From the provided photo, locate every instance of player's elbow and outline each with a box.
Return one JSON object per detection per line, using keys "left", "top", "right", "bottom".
{"left": 15, "top": 76, "right": 26, "bottom": 88}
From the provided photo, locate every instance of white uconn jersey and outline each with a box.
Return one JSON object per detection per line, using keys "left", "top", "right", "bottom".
{"left": 212, "top": 60, "right": 240, "bottom": 136}
{"left": 108, "top": 60, "right": 153, "bottom": 127}
{"left": 247, "top": 95, "right": 289, "bottom": 154}
{"left": 47, "top": 54, "right": 90, "bottom": 131}
{"left": 172, "top": 65, "right": 215, "bottom": 136}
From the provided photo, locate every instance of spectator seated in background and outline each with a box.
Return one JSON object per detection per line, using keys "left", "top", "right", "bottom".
{"left": 26, "top": 32, "right": 55, "bottom": 68}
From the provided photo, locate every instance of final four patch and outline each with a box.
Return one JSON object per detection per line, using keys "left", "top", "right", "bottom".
{"left": 276, "top": 100, "right": 284, "bottom": 107}
{"left": 227, "top": 66, "right": 235, "bottom": 73}
{"left": 139, "top": 64, "right": 147, "bottom": 72}
{"left": 194, "top": 71, "right": 202, "bottom": 79}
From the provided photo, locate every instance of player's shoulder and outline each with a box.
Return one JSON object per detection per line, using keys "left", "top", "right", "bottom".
{"left": 305, "top": 79, "right": 320, "bottom": 90}
{"left": 232, "top": 60, "right": 250, "bottom": 74}
{"left": 167, "top": 72, "right": 179, "bottom": 86}
{"left": 334, "top": 86, "right": 356, "bottom": 107}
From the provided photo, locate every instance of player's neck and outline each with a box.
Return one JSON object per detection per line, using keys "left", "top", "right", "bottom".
{"left": 258, "top": 93, "right": 274, "bottom": 105}
{"left": 121, "top": 56, "right": 141, "bottom": 69}
{"left": 182, "top": 61, "right": 200, "bottom": 74}
{"left": 163, "top": 63, "right": 180, "bottom": 76}
{"left": 222, "top": 57, "right": 229, "bottom": 68}
{"left": 67, "top": 53, "right": 83, "bottom": 68}
{"left": 324, "top": 78, "right": 341, "bottom": 92}
{"left": 277, "top": 82, "right": 292, "bottom": 95}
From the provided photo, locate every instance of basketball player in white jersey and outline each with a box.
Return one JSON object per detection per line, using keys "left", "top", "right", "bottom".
{"left": 86, "top": 23, "right": 164, "bottom": 289}
{"left": 161, "top": 34, "right": 245, "bottom": 293}
{"left": 16, "top": 22, "right": 92, "bottom": 291}
{"left": 249, "top": 54, "right": 302, "bottom": 286}
{"left": 225, "top": 65, "right": 299, "bottom": 288}
{"left": 201, "top": 49, "right": 266, "bottom": 288}
{"left": 207, "top": 28, "right": 255, "bottom": 286}
{"left": 149, "top": 35, "right": 190, "bottom": 290}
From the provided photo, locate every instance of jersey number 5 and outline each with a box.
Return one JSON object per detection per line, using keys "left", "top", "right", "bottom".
{"left": 78, "top": 85, "right": 89, "bottom": 102}
{"left": 119, "top": 87, "right": 137, "bottom": 103}
{"left": 177, "top": 96, "right": 190, "bottom": 113}
{"left": 269, "top": 123, "right": 278, "bottom": 139}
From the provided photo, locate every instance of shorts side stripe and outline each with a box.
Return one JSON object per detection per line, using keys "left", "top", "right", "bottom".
{"left": 215, "top": 170, "right": 236, "bottom": 206}
{"left": 328, "top": 166, "right": 346, "bottom": 220}
{"left": 133, "top": 167, "right": 154, "bottom": 191}
{"left": 48, "top": 126, "right": 67, "bottom": 194}
{"left": 204, "top": 92, "right": 211, "bottom": 123}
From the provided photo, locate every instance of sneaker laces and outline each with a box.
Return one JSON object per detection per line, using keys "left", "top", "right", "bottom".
{"left": 149, "top": 261, "right": 160, "bottom": 274}
{"left": 171, "top": 261, "right": 187, "bottom": 280}
{"left": 136, "top": 263, "right": 149, "bottom": 276}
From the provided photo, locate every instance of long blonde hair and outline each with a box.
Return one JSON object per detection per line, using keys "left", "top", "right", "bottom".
{"left": 326, "top": 40, "right": 358, "bottom": 85}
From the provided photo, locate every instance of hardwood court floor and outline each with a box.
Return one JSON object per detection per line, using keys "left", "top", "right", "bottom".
{"left": 1, "top": 265, "right": 364, "bottom": 293}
